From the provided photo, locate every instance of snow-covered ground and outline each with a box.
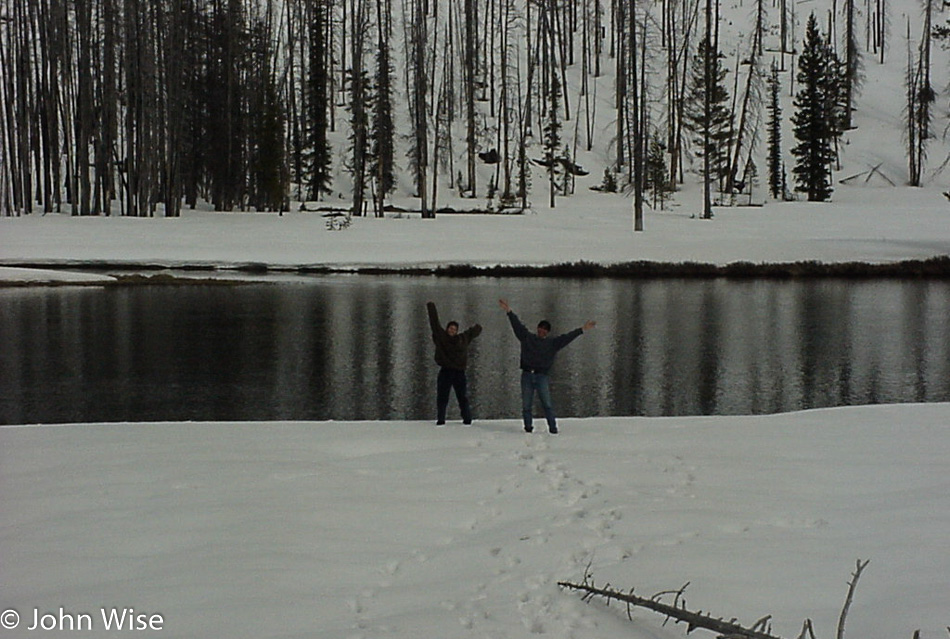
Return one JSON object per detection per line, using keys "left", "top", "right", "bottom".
{"left": 1, "top": 406, "right": 948, "bottom": 639}
{"left": 2, "top": 185, "right": 950, "bottom": 283}
{"left": 3, "top": 185, "right": 950, "bottom": 639}
{"left": 3, "top": 17, "right": 950, "bottom": 630}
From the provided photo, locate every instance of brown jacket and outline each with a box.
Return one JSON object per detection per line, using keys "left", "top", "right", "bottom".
{"left": 427, "top": 302, "right": 482, "bottom": 370}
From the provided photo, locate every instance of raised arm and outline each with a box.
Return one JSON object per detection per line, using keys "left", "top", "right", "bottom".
{"left": 552, "top": 321, "right": 595, "bottom": 350}
{"left": 499, "top": 299, "right": 529, "bottom": 341}
{"left": 426, "top": 302, "right": 442, "bottom": 334}
{"left": 551, "top": 328, "right": 584, "bottom": 350}
{"left": 464, "top": 324, "right": 483, "bottom": 340}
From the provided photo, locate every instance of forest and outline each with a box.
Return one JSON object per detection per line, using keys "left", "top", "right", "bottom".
{"left": 0, "top": 0, "right": 947, "bottom": 220}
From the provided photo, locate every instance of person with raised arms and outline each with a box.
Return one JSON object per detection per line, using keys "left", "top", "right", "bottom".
{"left": 498, "top": 299, "right": 595, "bottom": 434}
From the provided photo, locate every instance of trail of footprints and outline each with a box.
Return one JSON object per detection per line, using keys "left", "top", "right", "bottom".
{"left": 350, "top": 433, "right": 698, "bottom": 637}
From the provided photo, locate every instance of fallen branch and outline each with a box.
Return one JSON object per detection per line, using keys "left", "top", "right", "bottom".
{"left": 797, "top": 619, "right": 817, "bottom": 639}
{"left": 557, "top": 577, "right": 782, "bottom": 639}
{"left": 560, "top": 560, "right": 883, "bottom": 639}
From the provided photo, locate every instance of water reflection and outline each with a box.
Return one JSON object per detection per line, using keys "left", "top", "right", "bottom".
{"left": 2, "top": 276, "right": 950, "bottom": 425}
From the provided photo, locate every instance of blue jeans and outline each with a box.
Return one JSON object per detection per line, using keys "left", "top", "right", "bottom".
{"left": 437, "top": 368, "right": 472, "bottom": 423}
{"left": 521, "top": 371, "right": 556, "bottom": 430}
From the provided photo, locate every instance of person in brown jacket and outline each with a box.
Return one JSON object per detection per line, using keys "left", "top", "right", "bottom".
{"left": 427, "top": 301, "right": 482, "bottom": 425}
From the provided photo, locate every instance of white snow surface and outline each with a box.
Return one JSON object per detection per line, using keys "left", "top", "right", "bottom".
{"left": 0, "top": 266, "right": 115, "bottom": 284}
{"left": 3, "top": 183, "right": 950, "bottom": 639}
{"left": 3, "top": 20, "right": 950, "bottom": 633}
{"left": 1, "top": 407, "right": 949, "bottom": 639}
{"left": 2, "top": 185, "right": 950, "bottom": 280}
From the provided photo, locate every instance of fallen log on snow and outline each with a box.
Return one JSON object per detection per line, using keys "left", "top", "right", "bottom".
{"left": 559, "top": 559, "right": 875, "bottom": 639}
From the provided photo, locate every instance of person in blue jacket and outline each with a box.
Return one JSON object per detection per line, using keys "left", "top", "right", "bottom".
{"left": 498, "top": 299, "right": 596, "bottom": 434}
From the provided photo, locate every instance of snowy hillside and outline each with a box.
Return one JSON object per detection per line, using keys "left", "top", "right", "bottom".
{"left": 341, "top": 0, "right": 950, "bottom": 211}
{"left": 2, "top": 3, "right": 950, "bottom": 639}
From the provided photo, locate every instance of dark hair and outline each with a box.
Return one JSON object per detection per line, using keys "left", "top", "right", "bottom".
{"left": 537, "top": 320, "right": 552, "bottom": 331}
{"left": 447, "top": 321, "right": 459, "bottom": 330}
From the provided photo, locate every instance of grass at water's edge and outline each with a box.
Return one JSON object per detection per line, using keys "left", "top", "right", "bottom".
{"left": 430, "top": 256, "right": 950, "bottom": 278}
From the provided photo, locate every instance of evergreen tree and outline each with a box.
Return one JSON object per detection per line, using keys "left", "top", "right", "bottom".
{"left": 645, "top": 138, "right": 671, "bottom": 209}
{"left": 250, "top": 74, "right": 289, "bottom": 212}
{"left": 343, "top": 0, "right": 372, "bottom": 217}
{"left": 347, "top": 65, "right": 371, "bottom": 216}
{"left": 246, "top": 18, "right": 288, "bottom": 213}
{"left": 306, "top": 0, "right": 333, "bottom": 200}
{"left": 370, "top": 0, "right": 395, "bottom": 212}
{"left": 823, "top": 38, "right": 848, "bottom": 156}
{"left": 683, "top": 39, "right": 733, "bottom": 192}
{"left": 600, "top": 168, "right": 618, "bottom": 193}
{"left": 791, "top": 14, "right": 836, "bottom": 202}
{"left": 560, "top": 146, "right": 574, "bottom": 197}
{"left": 766, "top": 62, "right": 785, "bottom": 200}
{"left": 206, "top": 0, "right": 250, "bottom": 212}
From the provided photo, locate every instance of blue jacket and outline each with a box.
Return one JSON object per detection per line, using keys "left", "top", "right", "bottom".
{"left": 506, "top": 311, "right": 583, "bottom": 374}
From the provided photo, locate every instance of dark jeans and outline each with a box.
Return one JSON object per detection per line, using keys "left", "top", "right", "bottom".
{"left": 521, "top": 371, "right": 556, "bottom": 430}
{"left": 437, "top": 367, "right": 472, "bottom": 423}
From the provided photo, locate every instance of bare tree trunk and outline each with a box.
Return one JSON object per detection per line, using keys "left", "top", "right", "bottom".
{"left": 73, "top": 0, "right": 93, "bottom": 215}
{"left": 464, "top": 0, "right": 476, "bottom": 196}
{"left": 349, "top": 0, "right": 368, "bottom": 217}
{"left": 630, "top": 0, "right": 643, "bottom": 231}
{"left": 161, "top": 0, "right": 185, "bottom": 216}
{"left": 728, "top": 25, "right": 762, "bottom": 194}
{"left": 411, "top": 0, "right": 430, "bottom": 216}
{"left": 500, "top": 0, "right": 513, "bottom": 199}
{"left": 702, "top": 0, "right": 714, "bottom": 219}
{"left": 615, "top": 0, "right": 626, "bottom": 170}
{"left": 98, "top": 0, "right": 118, "bottom": 215}
{"left": 843, "top": 0, "right": 857, "bottom": 130}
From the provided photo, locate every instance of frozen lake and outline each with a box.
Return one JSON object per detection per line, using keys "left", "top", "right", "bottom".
{"left": 3, "top": 275, "right": 950, "bottom": 424}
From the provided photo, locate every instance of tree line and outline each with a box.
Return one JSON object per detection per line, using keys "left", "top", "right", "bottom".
{"left": 0, "top": 0, "right": 946, "bottom": 220}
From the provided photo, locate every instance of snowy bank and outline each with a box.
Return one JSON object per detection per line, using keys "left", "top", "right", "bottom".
{"left": 0, "top": 266, "right": 116, "bottom": 285}
{"left": 1, "top": 405, "right": 948, "bottom": 639}
{"left": 3, "top": 187, "right": 950, "bottom": 283}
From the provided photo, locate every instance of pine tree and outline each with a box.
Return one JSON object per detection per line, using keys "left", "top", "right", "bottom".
{"left": 822, "top": 38, "right": 848, "bottom": 158}
{"left": 791, "top": 14, "right": 836, "bottom": 202}
{"left": 766, "top": 62, "right": 785, "bottom": 200}
{"left": 347, "top": 0, "right": 370, "bottom": 217}
{"left": 205, "top": 0, "right": 250, "bottom": 212}
{"left": 370, "top": 0, "right": 395, "bottom": 213}
{"left": 251, "top": 71, "right": 289, "bottom": 212}
{"left": 306, "top": 0, "right": 333, "bottom": 200}
{"left": 645, "top": 138, "right": 671, "bottom": 209}
{"left": 683, "top": 39, "right": 733, "bottom": 194}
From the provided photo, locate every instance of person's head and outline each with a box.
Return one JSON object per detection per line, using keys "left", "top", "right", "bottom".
{"left": 536, "top": 320, "right": 551, "bottom": 338}
{"left": 446, "top": 321, "right": 459, "bottom": 336}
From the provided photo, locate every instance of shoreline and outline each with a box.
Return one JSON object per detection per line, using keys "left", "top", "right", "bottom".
{"left": 4, "top": 255, "right": 950, "bottom": 286}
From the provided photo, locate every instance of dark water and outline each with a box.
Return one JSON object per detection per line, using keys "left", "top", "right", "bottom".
{"left": 3, "top": 276, "right": 950, "bottom": 425}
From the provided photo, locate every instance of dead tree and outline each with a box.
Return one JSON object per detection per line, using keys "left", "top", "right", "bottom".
{"left": 560, "top": 559, "right": 873, "bottom": 639}
{"left": 559, "top": 578, "right": 782, "bottom": 639}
